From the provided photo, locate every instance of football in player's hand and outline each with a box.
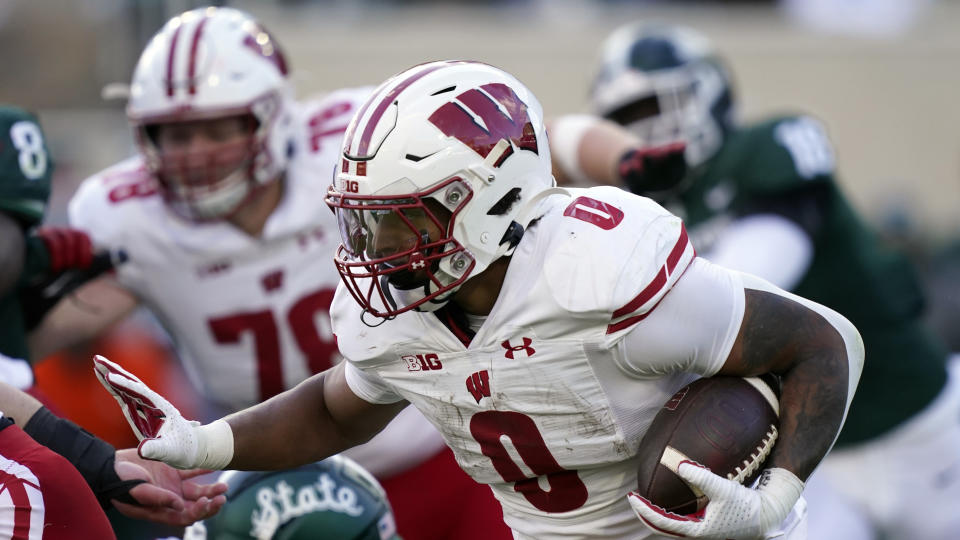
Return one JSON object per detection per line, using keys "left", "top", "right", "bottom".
{"left": 635, "top": 375, "right": 780, "bottom": 514}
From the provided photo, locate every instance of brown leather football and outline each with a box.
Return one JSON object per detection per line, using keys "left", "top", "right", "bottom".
{"left": 635, "top": 375, "right": 780, "bottom": 515}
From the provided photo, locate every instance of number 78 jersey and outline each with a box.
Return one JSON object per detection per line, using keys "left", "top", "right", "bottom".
{"left": 335, "top": 187, "right": 718, "bottom": 538}
{"left": 68, "top": 87, "right": 371, "bottom": 410}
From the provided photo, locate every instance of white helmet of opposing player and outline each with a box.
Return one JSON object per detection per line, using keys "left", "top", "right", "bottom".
{"left": 326, "top": 60, "right": 555, "bottom": 319}
{"left": 126, "top": 6, "right": 295, "bottom": 221}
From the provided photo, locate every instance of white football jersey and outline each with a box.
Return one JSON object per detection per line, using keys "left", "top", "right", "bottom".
{"left": 334, "top": 186, "right": 745, "bottom": 539}
{"left": 69, "top": 87, "right": 446, "bottom": 476}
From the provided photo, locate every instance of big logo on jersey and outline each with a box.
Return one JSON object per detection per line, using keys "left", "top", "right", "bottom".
{"left": 428, "top": 83, "right": 538, "bottom": 164}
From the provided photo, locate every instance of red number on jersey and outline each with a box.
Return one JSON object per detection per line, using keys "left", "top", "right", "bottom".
{"left": 309, "top": 101, "right": 354, "bottom": 153}
{"left": 563, "top": 196, "right": 624, "bottom": 230}
{"left": 470, "top": 410, "right": 588, "bottom": 512}
{"left": 207, "top": 287, "right": 338, "bottom": 401}
{"left": 208, "top": 311, "right": 282, "bottom": 399}
{"left": 108, "top": 178, "right": 159, "bottom": 204}
{"left": 287, "top": 288, "right": 338, "bottom": 376}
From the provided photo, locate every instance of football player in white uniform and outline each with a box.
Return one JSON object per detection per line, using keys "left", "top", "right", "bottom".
{"left": 94, "top": 60, "right": 864, "bottom": 539}
{"left": 30, "top": 8, "right": 509, "bottom": 539}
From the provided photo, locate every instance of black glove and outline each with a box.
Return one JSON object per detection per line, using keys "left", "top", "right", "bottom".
{"left": 19, "top": 248, "right": 127, "bottom": 330}
{"left": 617, "top": 141, "right": 688, "bottom": 195}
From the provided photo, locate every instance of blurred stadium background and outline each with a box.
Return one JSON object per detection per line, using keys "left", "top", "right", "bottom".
{"left": 2, "top": 1, "right": 958, "bottom": 535}
{"left": 2, "top": 0, "right": 959, "bottom": 244}
{"left": 5, "top": 0, "right": 960, "bottom": 440}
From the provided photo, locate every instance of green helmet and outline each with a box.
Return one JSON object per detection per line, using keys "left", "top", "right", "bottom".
{"left": 590, "top": 23, "right": 736, "bottom": 168}
{"left": 0, "top": 105, "right": 52, "bottom": 227}
{"left": 184, "top": 456, "right": 401, "bottom": 540}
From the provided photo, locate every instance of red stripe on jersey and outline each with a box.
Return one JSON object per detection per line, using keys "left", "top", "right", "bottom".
{"left": 666, "top": 225, "right": 690, "bottom": 271}
{"left": 349, "top": 63, "right": 450, "bottom": 157}
{"left": 607, "top": 259, "right": 693, "bottom": 335}
{"left": 0, "top": 468, "right": 37, "bottom": 538}
{"left": 612, "top": 225, "right": 690, "bottom": 319}
{"left": 187, "top": 17, "right": 209, "bottom": 95}
{"left": 165, "top": 24, "right": 183, "bottom": 97}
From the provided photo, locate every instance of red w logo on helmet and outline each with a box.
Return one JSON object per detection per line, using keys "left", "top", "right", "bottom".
{"left": 428, "top": 83, "right": 539, "bottom": 164}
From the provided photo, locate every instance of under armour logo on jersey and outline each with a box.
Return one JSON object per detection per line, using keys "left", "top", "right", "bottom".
{"left": 261, "top": 270, "right": 285, "bottom": 293}
{"left": 501, "top": 337, "right": 535, "bottom": 359}
{"left": 466, "top": 370, "right": 491, "bottom": 403}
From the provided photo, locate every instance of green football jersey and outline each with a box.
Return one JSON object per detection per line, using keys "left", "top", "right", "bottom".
{"left": 0, "top": 106, "right": 54, "bottom": 361}
{"left": 667, "top": 114, "right": 948, "bottom": 446}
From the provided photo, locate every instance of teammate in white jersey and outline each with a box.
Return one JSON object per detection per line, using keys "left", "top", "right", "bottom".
{"left": 94, "top": 61, "right": 864, "bottom": 539}
{"left": 30, "top": 8, "right": 509, "bottom": 539}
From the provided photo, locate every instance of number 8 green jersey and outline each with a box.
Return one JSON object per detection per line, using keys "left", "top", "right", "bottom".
{"left": 0, "top": 106, "right": 52, "bottom": 227}
{"left": 0, "top": 106, "right": 53, "bottom": 361}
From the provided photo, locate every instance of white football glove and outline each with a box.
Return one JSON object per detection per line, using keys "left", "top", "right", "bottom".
{"left": 93, "top": 355, "right": 233, "bottom": 470}
{"left": 628, "top": 461, "right": 804, "bottom": 540}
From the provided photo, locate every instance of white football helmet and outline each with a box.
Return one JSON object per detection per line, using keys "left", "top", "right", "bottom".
{"left": 126, "top": 6, "right": 295, "bottom": 221}
{"left": 325, "top": 60, "right": 555, "bottom": 319}
{"left": 590, "top": 23, "right": 736, "bottom": 168}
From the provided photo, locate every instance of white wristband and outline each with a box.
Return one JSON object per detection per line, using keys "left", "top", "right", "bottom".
{"left": 757, "top": 468, "right": 805, "bottom": 520}
{"left": 195, "top": 419, "right": 235, "bottom": 470}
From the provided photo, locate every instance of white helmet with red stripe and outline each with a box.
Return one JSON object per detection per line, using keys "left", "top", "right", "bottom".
{"left": 326, "top": 60, "right": 555, "bottom": 319}
{"left": 126, "top": 6, "right": 295, "bottom": 221}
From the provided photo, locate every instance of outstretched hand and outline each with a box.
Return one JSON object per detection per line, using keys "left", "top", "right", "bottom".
{"left": 113, "top": 448, "right": 227, "bottom": 526}
{"left": 94, "top": 354, "right": 234, "bottom": 470}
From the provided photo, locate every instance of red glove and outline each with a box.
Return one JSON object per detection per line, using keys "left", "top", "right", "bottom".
{"left": 35, "top": 226, "right": 94, "bottom": 273}
{"left": 618, "top": 141, "right": 688, "bottom": 195}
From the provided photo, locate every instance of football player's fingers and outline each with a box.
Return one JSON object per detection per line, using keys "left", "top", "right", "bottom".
{"left": 676, "top": 460, "right": 731, "bottom": 500}
{"left": 627, "top": 491, "right": 695, "bottom": 538}
{"left": 92, "top": 359, "right": 113, "bottom": 391}
{"left": 138, "top": 438, "right": 170, "bottom": 463}
{"left": 185, "top": 495, "right": 226, "bottom": 522}
{"left": 177, "top": 468, "right": 215, "bottom": 480}
{"left": 112, "top": 498, "right": 218, "bottom": 527}
{"left": 181, "top": 478, "right": 229, "bottom": 501}
{"left": 105, "top": 371, "right": 175, "bottom": 414}
{"left": 94, "top": 354, "right": 144, "bottom": 385}
{"left": 127, "top": 482, "right": 184, "bottom": 511}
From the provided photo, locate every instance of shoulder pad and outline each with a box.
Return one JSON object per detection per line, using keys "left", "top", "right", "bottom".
{"left": 294, "top": 87, "right": 376, "bottom": 160}
{"left": 540, "top": 187, "right": 695, "bottom": 335}
{"left": 719, "top": 114, "right": 837, "bottom": 194}
{"left": 331, "top": 282, "right": 401, "bottom": 363}
{"left": 68, "top": 157, "right": 158, "bottom": 247}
